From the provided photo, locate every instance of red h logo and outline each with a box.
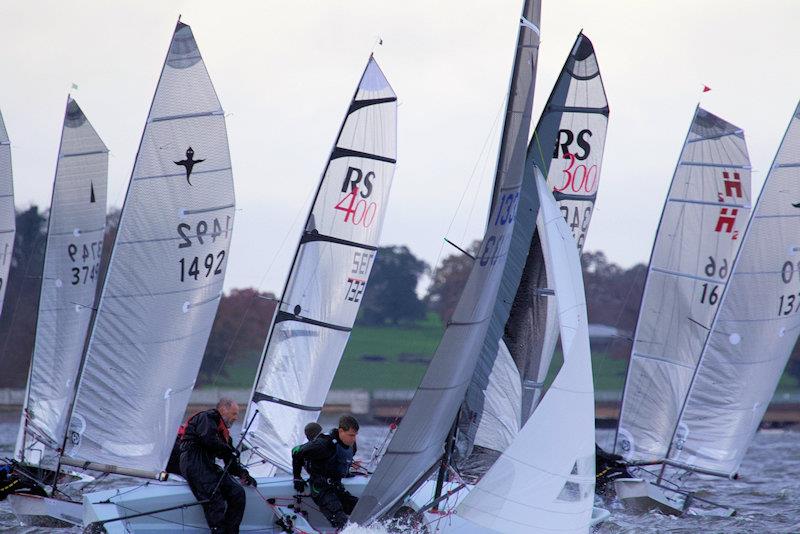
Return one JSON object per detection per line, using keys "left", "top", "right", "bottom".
{"left": 722, "top": 171, "right": 743, "bottom": 199}
{"left": 715, "top": 207, "right": 738, "bottom": 233}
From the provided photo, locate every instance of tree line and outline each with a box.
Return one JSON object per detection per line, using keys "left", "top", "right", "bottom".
{"left": 0, "top": 206, "right": 797, "bottom": 388}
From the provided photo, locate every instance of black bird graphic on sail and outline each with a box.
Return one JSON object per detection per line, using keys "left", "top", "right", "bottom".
{"left": 793, "top": 201, "right": 800, "bottom": 208}
{"left": 174, "top": 147, "right": 205, "bottom": 185}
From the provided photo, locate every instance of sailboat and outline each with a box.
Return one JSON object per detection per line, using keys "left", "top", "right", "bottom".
{"left": 6, "top": 97, "right": 108, "bottom": 525}
{"left": 0, "top": 110, "right": 15, "bottom": 318}
{"left": 80, "top": 52, "right": 396, "bottom": 534}
{"left": 457, "top": 31, "right": 608, "bottom": 478}
{"left": 613, "top": 107, "right": 753, "bottom": 513}
{"left": 240, "top": 54, "right": 398, "bottom": 477}
{"left": 9, "top": 20, "right": 236, "bottom": 526}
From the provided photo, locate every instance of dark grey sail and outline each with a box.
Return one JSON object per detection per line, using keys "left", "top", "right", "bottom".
{"left": 458, "top": 32, "right": 609, "bottom": 478}
{"left": 350, "top": 0, "right": 541, "bottom": 524}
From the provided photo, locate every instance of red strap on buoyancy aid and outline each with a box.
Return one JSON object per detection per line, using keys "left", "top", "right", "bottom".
{"left": 177, "top": 409, "right": 231, "bottom": 443}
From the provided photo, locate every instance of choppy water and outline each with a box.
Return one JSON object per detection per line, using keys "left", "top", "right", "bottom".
{"left": 1, "top": 410, "right": 798, "bottom": 533}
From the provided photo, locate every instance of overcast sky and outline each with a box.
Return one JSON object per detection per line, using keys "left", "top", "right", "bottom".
{"left": 1, "top": 1, "right": 799, "bottom": 293}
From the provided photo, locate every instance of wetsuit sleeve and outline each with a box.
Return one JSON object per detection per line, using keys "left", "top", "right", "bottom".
{"left": 194, "top": 413, "right": 234, "bottom": 459}
{"left": 292, "top": 439, "right": 330, "bottom": 479}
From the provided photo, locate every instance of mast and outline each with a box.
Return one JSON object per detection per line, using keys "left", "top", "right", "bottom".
{"left": 350, "top": 1, "right": 541, "bottom": 523}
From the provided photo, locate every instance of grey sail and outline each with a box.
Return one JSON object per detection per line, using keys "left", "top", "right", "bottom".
{"left": 668, "top": 102, "right": 800, "bottom": 476}
{"left": 0, "top": 110, "right": 14, "bottom": 319}
{"left": 615, "top": 107, "right": 751, "bottom": 462}
{"left": 14, "top": 98, "right": 108, "bottom": 468}
{"left": 63, "top": 22, "right": 235, "bottom": 474}
{"left": 242, "top": 57, "right": 397, "bottom": 476}
{"left": 458, "top": 32, "right": 608, "bottom": 476}
{"left": 351, "top": 1, "right": 541, "bottom": 524}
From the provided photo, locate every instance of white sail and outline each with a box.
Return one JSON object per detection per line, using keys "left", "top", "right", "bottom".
{"left": 242, "top": 57, "right": 397, "bottom": 476}
{"left": 457, "top": 176, "right": 595, "bottom": 533}
{"left": 14, "top": 98, "right": 108, "bottom": 468}
{"left": 615, "top": 107, "right": 752, "bottom": 462}
{"left": 63, "top": 21, "right": 235, "bottom": 474}
{"left": 0, "top": 110, "right": 14, "bottom": 318}
{"left": 668, "top": 102, "right": 800, "bottom": 476}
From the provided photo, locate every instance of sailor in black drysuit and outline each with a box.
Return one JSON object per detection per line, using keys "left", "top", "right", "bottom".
{"left": 179, "top": 398, "right": 256, "bottom": 534}
{"left": 595, "top": 443, "right": 632, "bottom": 496}
{"left": 292, "top": 415, "right": 359, "bottom": 529}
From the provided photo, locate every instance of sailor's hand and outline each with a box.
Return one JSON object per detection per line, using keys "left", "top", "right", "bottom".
{"left": 293, "top": 478, "right": 307, "bottom": 493}
{"left": 240, "top": 473, "right": 257, "bottom": 487}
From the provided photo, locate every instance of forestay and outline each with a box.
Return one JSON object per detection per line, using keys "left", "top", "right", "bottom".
{"left": 351, "top": 3, "right": 541, "bottom": 522}
{"left": 615, "top": 107, "right": 751, "bottom": 462}
{"left": 63, "top": 22, "right": 235, "bottom": 474}
{"left": 242, "top": 57, "right": 397, "bottom": 476}
{"left": 460, "top": 34, "right": 607, "bottom": 475}
{"left": 668, "top": 102, "right": 800, "bottom": 476}
{"left": 0, "top": 110, "right": 14, "bottom": 318}
{"left": 457, "top": 175, "right": 595, "bottom": 533}
{"left": 15, "top": 98, "right": 108, "bottom": 468}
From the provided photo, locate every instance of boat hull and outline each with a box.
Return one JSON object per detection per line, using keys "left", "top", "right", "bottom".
{"left": 83, "top": 474, "right": 369, "bottom": 533}
{"left": 613, "top": 477, "right": 686, "bottom": 515}
{"left": 7, "top": 493, "right": 83, "bottom": 528}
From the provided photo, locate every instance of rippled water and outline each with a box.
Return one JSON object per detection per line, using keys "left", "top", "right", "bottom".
{"left": 1, "top": 410, "right": 798, "bottom": 533}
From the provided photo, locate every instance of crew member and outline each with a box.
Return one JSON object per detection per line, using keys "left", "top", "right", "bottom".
{"left": 292, "top": 415, "right": 360, "bottom": 529}
{"left": 180, "top": 398, "right": 257, "bottom": 534}
{"left": 595, "top": 443, "right": 632, "bottom": 496}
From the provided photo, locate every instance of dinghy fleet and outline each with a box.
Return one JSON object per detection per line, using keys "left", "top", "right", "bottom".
{"left": 0, "top": 1, "right": 798, "bottom": 532}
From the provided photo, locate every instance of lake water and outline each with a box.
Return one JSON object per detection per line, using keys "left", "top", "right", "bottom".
{"left": 1, "top": 410, "right": 798, "bottom": 533}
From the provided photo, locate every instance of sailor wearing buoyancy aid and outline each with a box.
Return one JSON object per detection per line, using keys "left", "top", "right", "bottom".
{"left": 292, "top": 415, "right": 359, "bottom": 529}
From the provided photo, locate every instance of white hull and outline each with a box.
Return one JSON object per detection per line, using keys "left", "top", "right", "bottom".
{"left": 82, "top": 474, "right": 369, "bottom": 533}
{"left": 410, "top": 480, "right": 610, "bottom": 531}
{"left": 613, "top": 477, "right": 686, "bottom": 515}
{"left": 7, "top": 493, "right": 83, "bottom": 528}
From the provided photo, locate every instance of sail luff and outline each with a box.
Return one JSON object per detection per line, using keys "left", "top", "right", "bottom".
{"left": 61, "top": 21, "right": 236, "bottom": 474}
{"left": 242, "top": 56, "right": 397, "bottom": 475}
{"left": 666, "top": 102, "right": 800, "bottom": 475}
{"left": 615, "top": 107, "right": 752, "bottom": 463}
{"left": 15, "top": 97, "right": 108, "bottom": 467}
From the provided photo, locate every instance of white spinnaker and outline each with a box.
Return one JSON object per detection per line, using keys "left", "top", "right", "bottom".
{"left": 0, "top": 110, "right": 14, "bottom": 318}
{"left": 615, "top": 107, "right": 752, "bottom": 462}
{"left": 669, "top": 103, "right": 800, "bottom": 476}
{"left": 14, "top": 98, "right": 108, "bottom": 468}
{"left": 457, "top": 176, "right": 594, "bottom": 533}
{"left": 243, "top": 57, "right": 396, "bottom": 476}
{"left": 64, "top": 22, "right": 235, "bottom": 473}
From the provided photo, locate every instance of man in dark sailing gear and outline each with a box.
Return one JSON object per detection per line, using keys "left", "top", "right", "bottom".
{"left": 179, "top": 398, "right": 257, "bottom": 534}
{"left": 292, "top": 415, "right": 359, "bottom": 529}
{"left": 595, "top": 443, "right": 632, "bottom": 496}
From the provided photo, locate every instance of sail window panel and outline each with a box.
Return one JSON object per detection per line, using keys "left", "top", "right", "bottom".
{"left": 337, "top": 102, "right": 397, "bottom": 161}
{"left": 281, "top": 241, "right": 375, "bottom": 327}
{"left": 247, "top": 325, "right": 350, "bottom": 472}
{"left": 150, "top": 45, "right": 221, "bottom": 121}
{"left": 311, "top": 158, "right": 394, "bottom": 245}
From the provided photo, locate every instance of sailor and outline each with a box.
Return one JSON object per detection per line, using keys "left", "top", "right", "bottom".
{"left": 291, "top": 422, "right": 323, "bottom": 478}
{"left": 595, "top": 443, "right": 631, "bottom": 496}
{"left": 179, "top": 398, "right": 257, "bottom": 534}
{"left": 292, "top": 415, "right": 360, "bottom": 529}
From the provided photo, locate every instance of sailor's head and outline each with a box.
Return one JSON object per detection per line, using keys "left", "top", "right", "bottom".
{"left": 337, "top": 414, "right": 359, "bottom": 447}
{"left": 217, "top": 397, "right": 239, "bottom": 428}
{"left": 304, "top": 422, "right": 323, "bottom": 441}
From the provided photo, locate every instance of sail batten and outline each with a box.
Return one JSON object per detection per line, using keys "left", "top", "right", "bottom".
{"left": 615, "top": 107, "right": 752, "bottom": 462}
{"left": 242, "top": 56, "right": 397, "bottom": 476}
{"left": 63, "top": 21, "right": 235, "bottom": 473}
{"left": 14, "top": 98, "right": 107, "bottom": 467}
